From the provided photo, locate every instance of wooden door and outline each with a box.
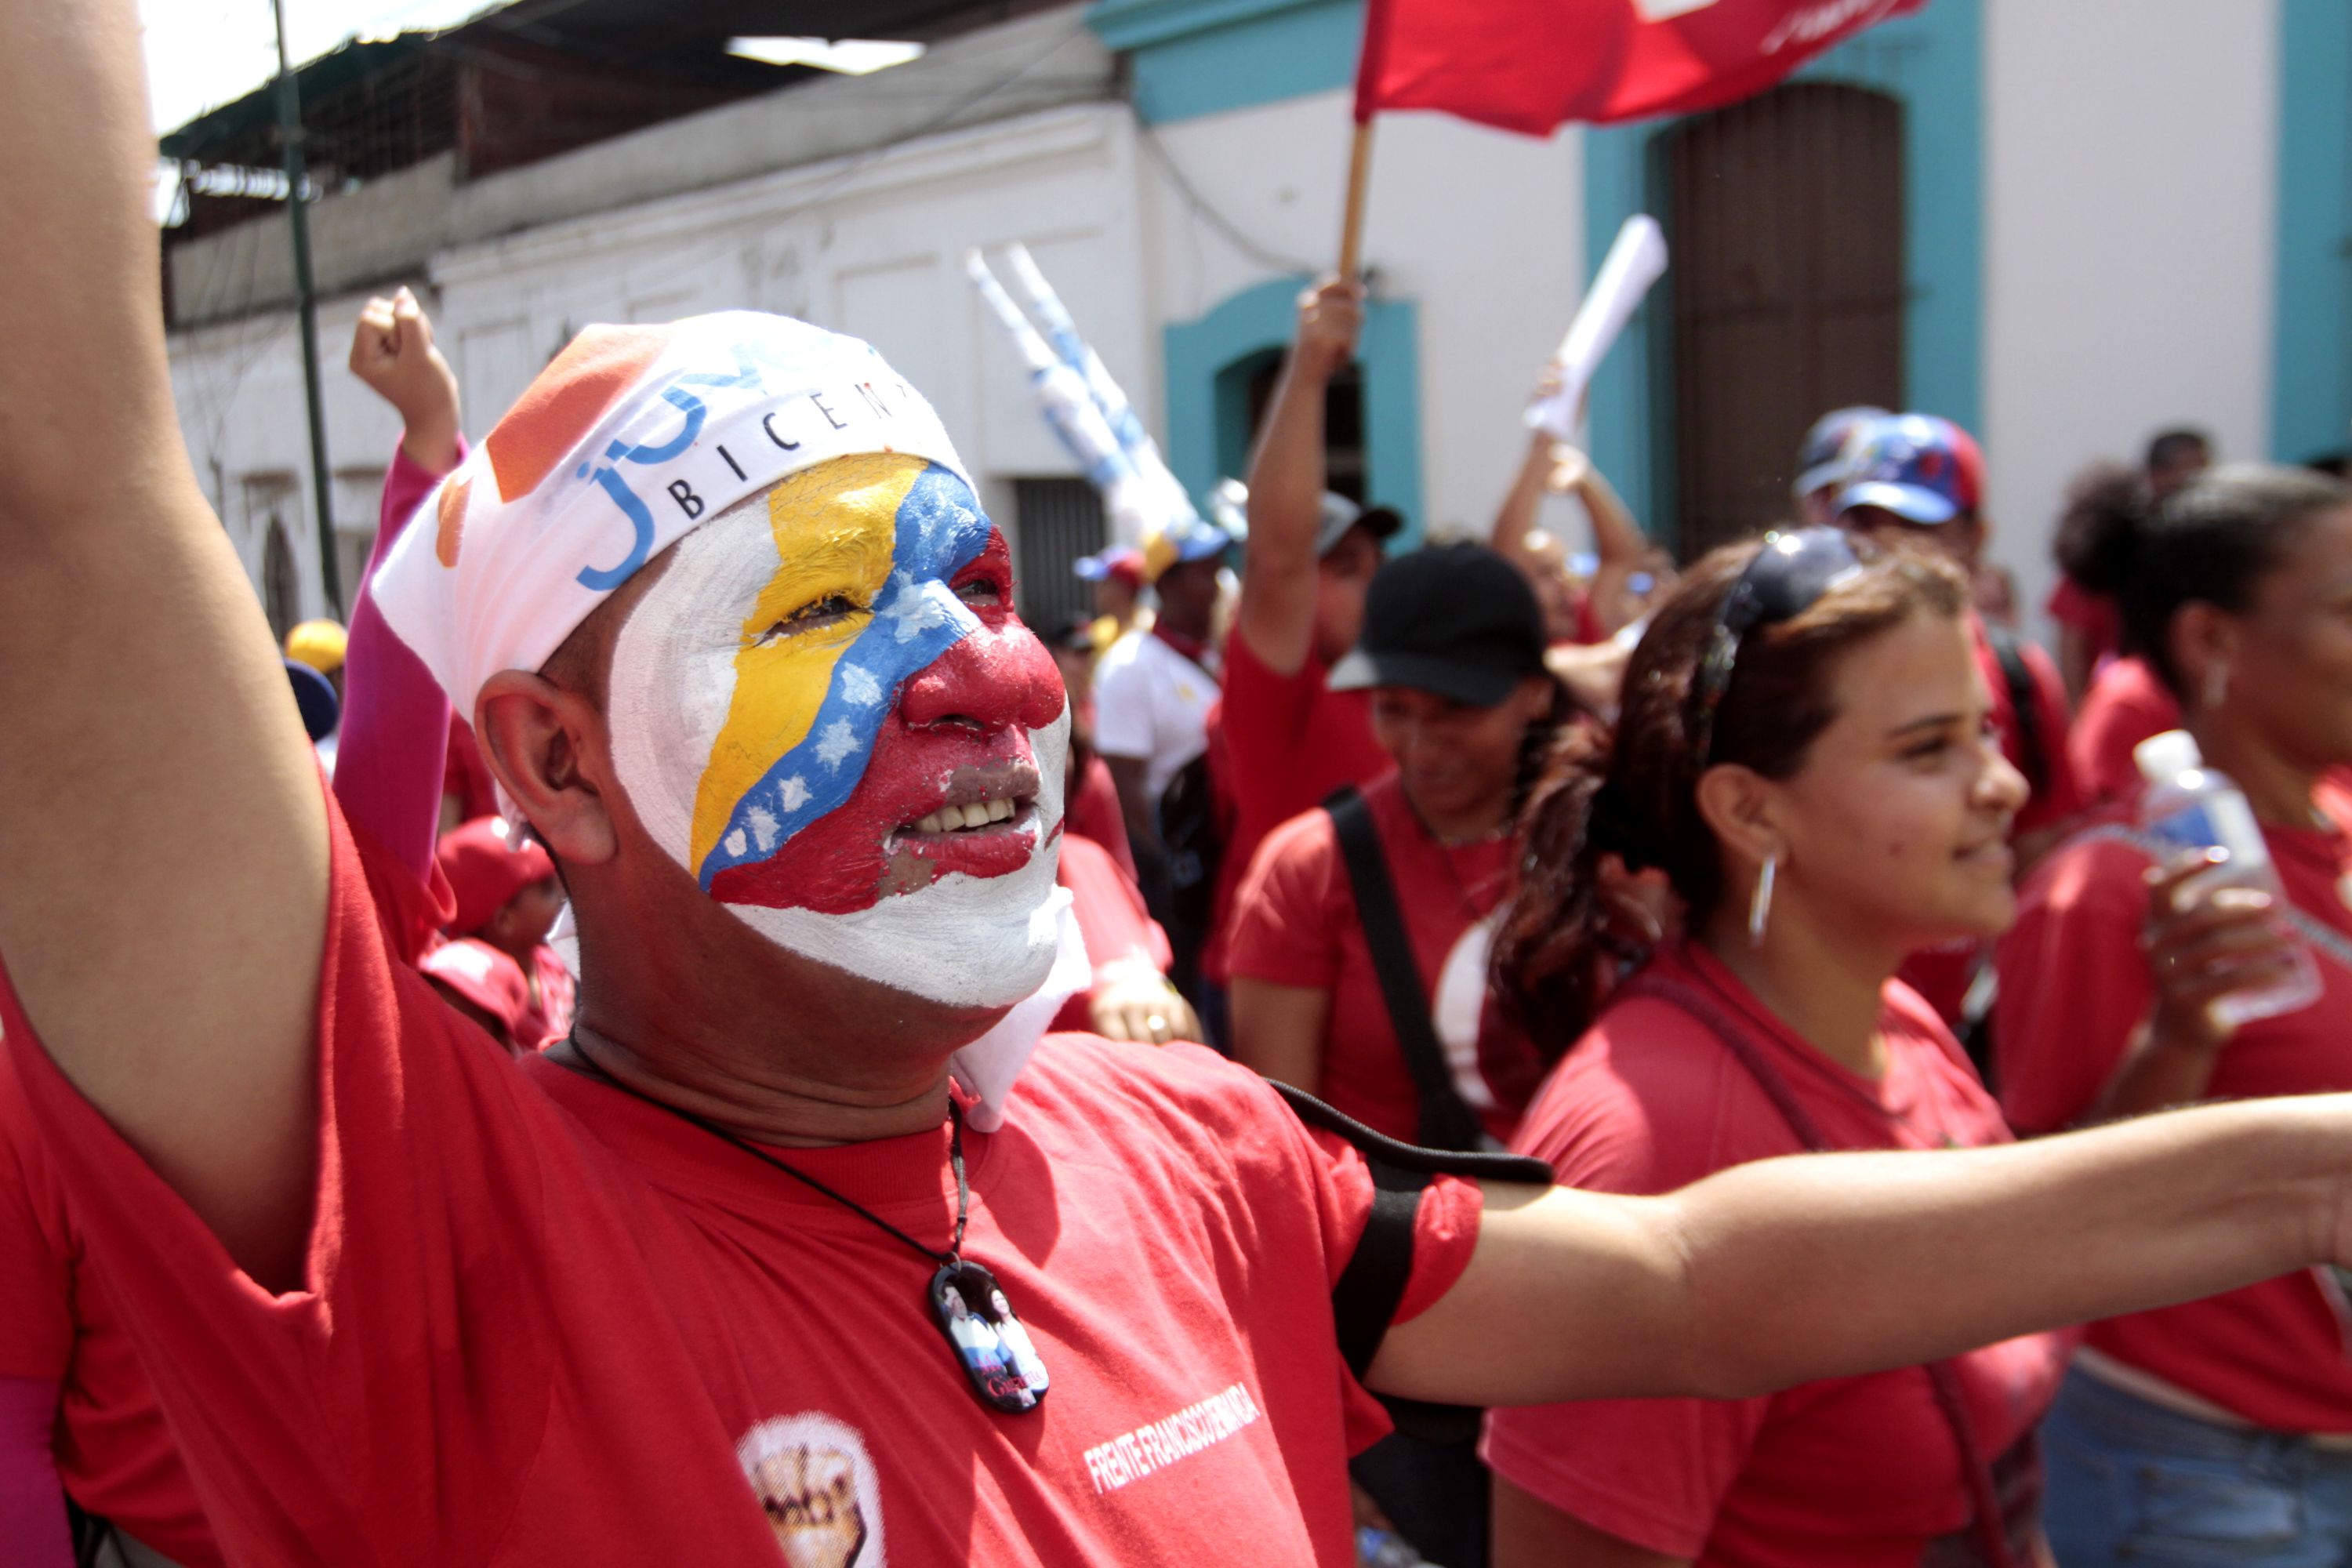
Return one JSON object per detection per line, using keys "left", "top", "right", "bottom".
{"left": 1665, "top": 82, "right": 1905, "bottom": 557}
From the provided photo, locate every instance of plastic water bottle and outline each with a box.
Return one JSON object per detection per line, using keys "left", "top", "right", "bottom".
{"left": 2134, "top": 729, "right": 2321, "bottom": 1025}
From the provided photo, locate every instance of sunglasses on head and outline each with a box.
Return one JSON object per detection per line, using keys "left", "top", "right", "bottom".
{"left": 1687, "top": 527, "right": 1864, "bottom": 766}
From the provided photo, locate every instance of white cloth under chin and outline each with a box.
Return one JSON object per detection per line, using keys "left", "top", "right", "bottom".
{"left": 951, "top": 887, "right": 1089, "bottom": 1132}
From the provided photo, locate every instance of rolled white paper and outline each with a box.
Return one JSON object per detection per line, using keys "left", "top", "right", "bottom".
{"left": 964, "top": 249, "right": 1155, "bottom": 543}
{"left": 1001, "top": 242, "right": 1203, "bottom": 535}
{"left": 1526, "top": 214, "right": 1668, "bottom": 441}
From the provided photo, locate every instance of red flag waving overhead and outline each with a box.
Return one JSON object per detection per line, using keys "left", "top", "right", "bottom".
{"left": 1354, "top": 0, "right": 1926, "bottom": 136}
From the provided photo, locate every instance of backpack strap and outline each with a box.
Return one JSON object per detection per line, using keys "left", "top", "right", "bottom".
{"left": 1323, "top": 786, "right": 1490, "bottom": 1153}
{"left": 1984, "top": 625, "right": 2049, "bottom": 798}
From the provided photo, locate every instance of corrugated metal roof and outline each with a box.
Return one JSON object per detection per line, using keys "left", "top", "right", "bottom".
{"left": 158, "top": 34, "right": 438, "bottom": 163}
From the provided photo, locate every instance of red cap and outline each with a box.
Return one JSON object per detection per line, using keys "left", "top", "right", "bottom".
{"left": 1945, "top": 419, "right": 1986, "bottom": 514}
{"left": 435, "top": 816, "right": 555, "bottom": 938}
{"left": 419, "top": 937, "right": 531, "bottom": 1045}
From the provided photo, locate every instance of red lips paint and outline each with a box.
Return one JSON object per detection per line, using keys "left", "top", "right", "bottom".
{"left": 708, "top": 612, "right": 1067, "bottom": 915}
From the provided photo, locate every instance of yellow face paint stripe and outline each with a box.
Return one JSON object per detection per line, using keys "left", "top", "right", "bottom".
{"left": 687, "top": 453, "right": 924, "bottom": 873}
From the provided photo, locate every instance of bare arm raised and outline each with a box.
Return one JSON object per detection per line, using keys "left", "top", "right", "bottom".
{"left": 1237, "top": 278, "right": 1361, "bottom": 676}
{"left": 0, "top": 0, "right": 326, "bottom": 1287}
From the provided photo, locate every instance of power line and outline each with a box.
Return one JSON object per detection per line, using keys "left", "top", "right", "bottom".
{"left": 1134, "top": 113, "right": 1322, "bottom": 278}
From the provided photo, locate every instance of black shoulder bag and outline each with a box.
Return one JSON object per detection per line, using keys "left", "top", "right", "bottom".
{"left": 1323, "top": 786, "right": 1490, "bottom": 1155}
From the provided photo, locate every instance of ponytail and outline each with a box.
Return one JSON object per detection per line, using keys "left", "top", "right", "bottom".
{"left": 1494, "top": 724, "right": 1665, "bottom": 1061}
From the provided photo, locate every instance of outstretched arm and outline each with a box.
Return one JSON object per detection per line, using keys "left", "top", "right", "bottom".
{"left": 1236, "top": 278, "right": 1361, "bottom": 677}
{"left": 1371, "top": 1095, "right": 2346, "bottom": 1408}
{"left": 0, "top": 0, "right": 325, "bottom": 1287}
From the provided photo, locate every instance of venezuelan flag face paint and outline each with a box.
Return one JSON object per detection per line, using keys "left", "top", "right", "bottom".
{"left": 608, "top": 455, "right": 1070, "bottom": 1007}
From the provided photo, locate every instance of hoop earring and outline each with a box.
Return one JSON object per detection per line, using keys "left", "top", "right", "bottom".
{"left": 2203, "top": 659, "right": 2230, "bottom": 710}
{"left": 1748, "top": 856, "right": 1777, "bottom": 949}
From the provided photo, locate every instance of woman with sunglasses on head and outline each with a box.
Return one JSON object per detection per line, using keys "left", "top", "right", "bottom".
{"left": 1483, "top": 530, "right": 2067, "bottom": 1568}
{"left": 1994, "top": 465, "right": 2352, "bottom": 1567}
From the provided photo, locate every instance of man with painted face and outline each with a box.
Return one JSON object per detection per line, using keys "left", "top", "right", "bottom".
{"left": 26, "top": 13, "right": 2352, "bottom": 1566}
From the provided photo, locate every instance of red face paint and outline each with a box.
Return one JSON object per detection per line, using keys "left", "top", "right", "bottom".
{"left": 707, "top": 541, "right": 1067, "bottom": 915}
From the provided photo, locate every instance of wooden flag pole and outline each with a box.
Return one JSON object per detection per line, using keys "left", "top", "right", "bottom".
{"left": 1336, "top": 119, "right": 1376, "bottom": 278}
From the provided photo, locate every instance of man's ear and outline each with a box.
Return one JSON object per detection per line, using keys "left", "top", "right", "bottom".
{"left": 1691, "top": 762, "right": 1784, "bottom": 879}
{"left": 475, "top": 671, "right": 617, "bottom": 868}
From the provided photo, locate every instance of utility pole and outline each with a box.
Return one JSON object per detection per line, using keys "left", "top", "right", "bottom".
{"left": 272, "top": 0, "right": 343, "bottom": 615}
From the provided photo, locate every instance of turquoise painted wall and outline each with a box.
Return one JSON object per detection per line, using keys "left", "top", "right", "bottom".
{"left": 2274, "top": 0, "right": 2352, "bottom": 463}
{"left": 1163, "top": 276, "right": 1426, "bottom": 544}
{"left": 1584, "top": 0, "right": 1984, "bottom": 550}
{"left": 1089, "top": 0, "right": 1363, "bottom": 125}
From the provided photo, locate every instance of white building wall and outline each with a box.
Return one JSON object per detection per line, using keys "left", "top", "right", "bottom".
{"left": 172, "top": 0, "right": 2301, "bottom": 641}
{"left": 1141, "top": 88, "right": 1588, "bottom": 538}
{"left": 1983, "top": 0, "right": 2280, "bottom": 634}
{"left": 171, "top": 100, "right": 1155, "bottom": 616}
{"left": 169, "top": 286, "right": 418, "bottom": 626}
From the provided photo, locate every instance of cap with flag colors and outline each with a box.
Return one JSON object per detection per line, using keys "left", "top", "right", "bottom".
{"left": 1793, "top": 405, "right": 1889, "bottom": 500}
{"left": 1072, "top": 545, "right": 1146, "bottom": 588}
{"left": 369, "top": 311, "right": 967, "bottom": 721}
{"left": 1138, "top": 515, "right": 1232, "bottom": 582}
{"left": 1835, "top": 413, "right": 1985, "bottom": 527}
{"left": 1353, "top": 0, "right": 1926, "bottom": 138}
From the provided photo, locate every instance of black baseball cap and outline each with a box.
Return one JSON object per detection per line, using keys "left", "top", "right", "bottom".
{"left": 1327, "top": 543, "right": 1548, "bottom": 706}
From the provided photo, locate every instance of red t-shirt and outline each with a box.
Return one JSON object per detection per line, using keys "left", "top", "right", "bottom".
{"left": 3, "top": 791, "right": 1482, "bottom": 1566}
{"left": 1486, "top": 944, "right": 2067, "bottom": 1566}
{"left": 1995, "top": 790, "right": 2352, "bottom": 1431}
{"left": 2067, "top": 656, "right": 2180, "bottom": 809}
{"left": 2045, "top": 576, "right": 2122, "bottom": 670}
{"left": 1064, "top": 751, "right": 1138, "bottom": 883}
{"left": 1226, "top": 774, "right": 1548, "bottom": 1145}
{"left": 1052, "top": 832, "right": 1177, "bottom": 1035}
{"left": 1207, "top": 631, "right": 1394, "bottom": 983}
{"left": 0, "top": 1052, "right": 220, "bottom": 1566}
{"left": 1898, "top": 615, "right": 2085, "bottom": 1021}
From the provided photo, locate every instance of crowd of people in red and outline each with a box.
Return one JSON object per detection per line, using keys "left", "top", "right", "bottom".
{"left": 11, "top": 10, "right": 2352, "bottom": 1568}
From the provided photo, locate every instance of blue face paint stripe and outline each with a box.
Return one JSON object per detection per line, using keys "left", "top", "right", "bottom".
{"left": 694, "top": 462, "right": 993, "bottom": 888}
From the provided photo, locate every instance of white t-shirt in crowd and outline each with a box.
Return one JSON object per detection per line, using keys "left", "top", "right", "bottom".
{"left": 1091, "top": 628, "right": 1218, "bottom": 802}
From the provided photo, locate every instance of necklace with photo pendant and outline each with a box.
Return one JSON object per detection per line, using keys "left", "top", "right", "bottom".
{"left": 561, "top": 1033, "right": 1047, "bottom": 1415}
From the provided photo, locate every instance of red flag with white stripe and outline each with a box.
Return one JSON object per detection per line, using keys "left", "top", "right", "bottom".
{"left": 1353, "top": 0, "right": 1926, "bottom": 136}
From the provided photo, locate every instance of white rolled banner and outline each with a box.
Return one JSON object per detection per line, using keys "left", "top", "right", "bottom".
{"left": 964, "top": 249, "right": 1156, "bottom": 544}
{"left": 1526, "top": 214, "right": 1669, "bottom": 442}
{"left": 1000, "top": 243, "right": 1203, "bottom": 535}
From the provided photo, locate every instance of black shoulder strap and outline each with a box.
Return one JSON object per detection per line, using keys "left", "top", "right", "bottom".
{"left": 1268, "top": 1080, "right": 1550, "bottom": 1387}
{"left": 1323, "top": 786, "right": 1490, "bottom": 1153}
{"left": 1984, "top": 625, "right": 2048, "bottom": 797}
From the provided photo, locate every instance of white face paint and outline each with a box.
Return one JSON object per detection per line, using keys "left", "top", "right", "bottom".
{"left": 718, "top": 710, "right": 1069, "bottom": 1008}
{"left": 606, "top": 456, "right": 1071, "bottom": 1009}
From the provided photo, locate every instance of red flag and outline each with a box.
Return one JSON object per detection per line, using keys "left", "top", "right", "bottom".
{"left": 1353, "top": 0, "right": 1926, "bottom": 135}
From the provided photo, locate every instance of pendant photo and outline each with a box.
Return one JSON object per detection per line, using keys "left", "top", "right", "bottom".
{"left": 930, "top": 1261, "right": 1047, "bottom": 1415}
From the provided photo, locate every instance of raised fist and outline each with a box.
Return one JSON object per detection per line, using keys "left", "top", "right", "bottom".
{"left": 749, "top": 1443, "right": 870, "bottom": 1568}
{"left": 348, "top": 285, "right": 461, "bottom": 471}
{"left": 1292, "top": 276, "right": 1365, "bottom": 384}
